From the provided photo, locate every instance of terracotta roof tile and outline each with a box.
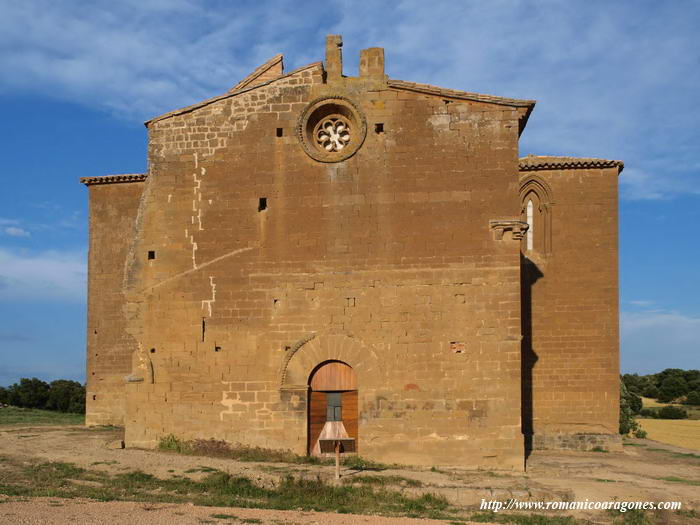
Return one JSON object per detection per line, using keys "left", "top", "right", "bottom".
{"left": 519, "top": 155, "right": 624, "bottom": 173}
{"left": 80, "top": 173, "right": 147, "bottom": 186}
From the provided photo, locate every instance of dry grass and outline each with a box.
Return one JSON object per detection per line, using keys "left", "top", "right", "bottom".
{"left": 637, "top": 419, "right": 700, "bottom": 451}
{"left": 641, "top": 397, "right": 666, "bottom": 408}
{"left": 641, "top": 397, "right": 700, "bottom": 420}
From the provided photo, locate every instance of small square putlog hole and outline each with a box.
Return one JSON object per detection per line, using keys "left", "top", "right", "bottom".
{"left": 147, "top": 250, "right": 156, "bottom": 260}
{"left": 276, "top": 127, "right": 283, "bottom": 137}
{"left": 450, "top": 341, "right": 466, "bottom": 354}
{"left": 258, "top": 197, "right": 267, "bottom": 212}
{"left": 375, "top": 123, "right": 384, "bottom": 134}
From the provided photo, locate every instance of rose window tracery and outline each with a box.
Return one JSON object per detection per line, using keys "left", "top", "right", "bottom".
{"left": 298, "top": 97, "right": 366, "bottom": 162}
{"left": 315, "top": 116, "right": 351, "bottom": 152}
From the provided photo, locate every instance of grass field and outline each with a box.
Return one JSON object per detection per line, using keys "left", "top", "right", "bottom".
{"left": 638, "top": 418, "right": 700, "bottom": 451}
{"left": 641, "top": 397, "right": 700, "bottom": 419}
{"left": 0, "top": 407, "right": 84, "bottom": 426}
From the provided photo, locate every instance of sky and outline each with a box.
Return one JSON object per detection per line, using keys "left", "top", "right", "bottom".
{"left": 0, "top": 0, "right": 698, "bottom": 386}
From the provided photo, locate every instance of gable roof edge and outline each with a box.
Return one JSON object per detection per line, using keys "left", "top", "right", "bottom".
{"left": 229, "top": 54, "right": 284, "bottom": 92}
{"left": 387, "top": 79, "right": 536, "bottom": 108}
{"left": 144, "top": 61, "right": 323, "bottom": 127}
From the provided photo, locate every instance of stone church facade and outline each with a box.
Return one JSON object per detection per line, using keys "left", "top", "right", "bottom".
{"left": 81, "top": 36, "right": 622, "bottom": 470}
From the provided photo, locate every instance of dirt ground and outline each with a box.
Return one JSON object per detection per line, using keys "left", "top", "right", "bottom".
{"left": 1, "top": 425, "right": 700, "bottom": 524}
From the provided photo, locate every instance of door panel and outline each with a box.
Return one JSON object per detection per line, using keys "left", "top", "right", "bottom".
{"left": 308, "top": 390, "right": 326, "bottom": 454}
{"left": 341, "top": 390, "right": 358, "bottom": 451}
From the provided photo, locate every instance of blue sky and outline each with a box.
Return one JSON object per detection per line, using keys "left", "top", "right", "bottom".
{"left": 0, "top": 0, "right": 698, "bottom": 385}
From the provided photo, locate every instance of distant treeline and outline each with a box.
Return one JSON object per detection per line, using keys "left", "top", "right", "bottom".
{"left": 623, "top": 368, "right": 700, "bottom": 405}
{"left": 0, "top": 378, "right": 85, "bottom": 414}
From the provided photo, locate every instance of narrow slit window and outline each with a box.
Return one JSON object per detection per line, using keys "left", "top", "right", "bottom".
{"left": 258, "top": 197, "right": 267, "bottom": 212}
{"left": 276, "top": 128, "right": 283, "bottom": 137}
{"left": 526, "top": 199, "right": 534, "bottom": 252}
{"left": 148, "top": 250, "right": 156, "bottom": 260}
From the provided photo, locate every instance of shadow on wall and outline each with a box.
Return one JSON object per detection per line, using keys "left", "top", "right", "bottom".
{"left": 521, "top": 254, "right": 542, "bottom": 463}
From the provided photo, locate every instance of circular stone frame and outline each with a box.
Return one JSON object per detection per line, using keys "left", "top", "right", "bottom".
{"left": 297, "top": 96, "right": 367, "bottom": 163}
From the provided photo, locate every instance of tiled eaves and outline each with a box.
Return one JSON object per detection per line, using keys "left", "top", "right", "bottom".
{"left": 80, "top": 173, "right": 147, "bottom": 186}
{"left": 144, "top": 61, "right": 324, "bottom": 126}
{"left": 519, "top": 155, "right": 624, "bottom": 174}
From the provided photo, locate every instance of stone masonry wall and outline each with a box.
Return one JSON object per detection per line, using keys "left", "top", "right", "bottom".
{"left": 85, "top": 180, "right": 145, "bottom": 426}
{"left": 520, "top": 165, "right": 620, "bottom": 451}
{"left": 119, "top": 59, "right": 528, "bottom": 469}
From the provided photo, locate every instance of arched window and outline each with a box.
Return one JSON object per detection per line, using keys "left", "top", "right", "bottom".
{"left": 520, "top": 177, "right": 552, "bottom": 257}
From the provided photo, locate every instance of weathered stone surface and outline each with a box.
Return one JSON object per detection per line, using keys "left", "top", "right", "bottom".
{"left": 81, "top": 36, "right": 621, "bottom": 470}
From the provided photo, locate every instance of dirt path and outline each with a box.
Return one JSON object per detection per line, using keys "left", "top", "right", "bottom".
{"left": 1, "top": 425, "right": 699, "bottom": 523}
{"left": 0, "top": 496, "right": 448, "bottom": 525}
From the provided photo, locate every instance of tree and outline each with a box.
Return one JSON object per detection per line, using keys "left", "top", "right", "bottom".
{"left": 684, "top": 391, "right": 700, "bottom": 406}
{"left": 8, "top": 378, "right": 50, "bottom": 409}
{"left": 658, "top": 375, "right": 689, "bottom": 403}
{"left": 0, "top": 386, "right": 7, "bottom": 405}
{"left": 46, "top": 380, "right": 85, "bottom": 413}
{"left": 642, "top": 385, "right": 660, "bottom": 399}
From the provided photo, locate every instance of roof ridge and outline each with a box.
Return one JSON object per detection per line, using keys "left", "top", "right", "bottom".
{"left": 387, "top": 79, "right": 535, "bottom": 108}
{"left": 145, "top": 61, "right": 323, "bottom": 126}
{"left": 519, "top": 155, "right": 624, "bottom": 173}
{"left": 80, "top": 173, "right": 147, "bottom": 186}
{"left": 229, "top": 54, "right": 284, "bottom": 92}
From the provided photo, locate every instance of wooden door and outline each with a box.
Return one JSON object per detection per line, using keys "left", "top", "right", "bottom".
{"left": 341, "top": 390, "right": 358, "bottom": 451}
{"left": 308, "top": 390, "right": 326, "bottom": 454}
{"left": 308, "top": 361, "right": 359, "bottom": 455}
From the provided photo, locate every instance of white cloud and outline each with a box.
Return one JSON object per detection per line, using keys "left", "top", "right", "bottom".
{"left": 627, "top": 300, "right": 655, "bottom": 307}
{"left": 0, "top": 248, "right": 86, "bottom": 303}
{"left": 0, "top": 1, "right": 326, "bottom": 119}
{"left": 621, "top": 310, "right": 700, "bottom": 374}
{"left": 2, "top": 226, "right": 30, "bottom": 237}
{"left": 0, "top": 1, "right": 698, "bottom": 200}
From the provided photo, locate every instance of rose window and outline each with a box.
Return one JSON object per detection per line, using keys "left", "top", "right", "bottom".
{"left": 315, "top": 117, "right": 351, "bottom": 152}
{"left": 298, "top": 97, "right": 366, "bottom": 163}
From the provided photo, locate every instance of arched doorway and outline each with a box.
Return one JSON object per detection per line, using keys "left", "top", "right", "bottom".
{"left": 308, "top": 360, "right": 358, "bottom": 455}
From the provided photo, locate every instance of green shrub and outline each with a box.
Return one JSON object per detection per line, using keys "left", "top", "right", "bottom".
{"left": 657, "top": 406, "right": 688, "bottom": 419}
{"left": 642, "top": 385, "right": 660, "bottom": 399}
{"left": 620, "top": 379, "right": 643, "bottom": 435}
{"left": 684, "top": 391, "right": 700, "bottom": 406}
{"left": 639, "top": 408, "right": 657, "bottom": 418}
